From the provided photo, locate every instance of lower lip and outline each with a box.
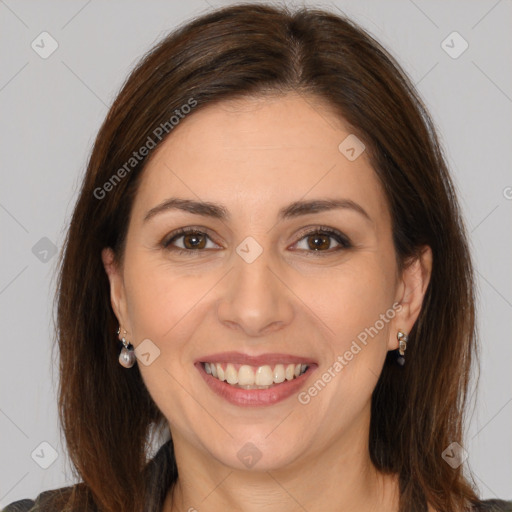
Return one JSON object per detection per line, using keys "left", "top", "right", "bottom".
{"left": 196, "top": 363, "right": 316, "bottom": 407}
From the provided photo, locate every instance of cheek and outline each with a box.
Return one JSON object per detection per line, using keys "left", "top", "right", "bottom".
{"left": 310, "top": 256, "right": 396, "bottom": 341}
{"left": 302, "top": 253, "right": 398, "bottom": 396}
{"left": 121, "top": 256, "right": 215, "bottom": 427}
{"left": 122, "top": 249, "right": 213, "bottom": 341}
{"left": 121, "top": 253, "right": 223, "bottom": 399}
{"left": 292, "top": 265, "right": 397, "bottom": 433}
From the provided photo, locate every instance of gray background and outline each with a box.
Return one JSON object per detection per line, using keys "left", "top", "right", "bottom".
{"left": 1, "top": 0, "right": 511, "bottom": 506}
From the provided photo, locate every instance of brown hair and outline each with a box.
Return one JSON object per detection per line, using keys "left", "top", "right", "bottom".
{"left": 54, "top": 4, "right": 480, "bottom": 511}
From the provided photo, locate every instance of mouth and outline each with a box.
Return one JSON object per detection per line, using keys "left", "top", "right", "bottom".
{"left": 195, "top": 352, "right": 317, "bottom": 406}
{"left": 202, "top": 361, "right": 309, "bottom": 389}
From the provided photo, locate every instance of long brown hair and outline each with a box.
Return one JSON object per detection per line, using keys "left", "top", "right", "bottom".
{"left": 54, "top": 4, "right": 480, "bottom": 511}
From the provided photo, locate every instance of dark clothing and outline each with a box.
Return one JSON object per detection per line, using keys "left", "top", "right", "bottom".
{"left": 3, "top": 440, "right": 511, "bottom": 511}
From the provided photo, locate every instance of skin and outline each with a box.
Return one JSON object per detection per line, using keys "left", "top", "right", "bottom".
{"left": 103, "top": 93, "right": 433, "bottom": 512}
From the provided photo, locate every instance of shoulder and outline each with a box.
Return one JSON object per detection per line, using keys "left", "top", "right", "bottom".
{"left": 2, "top": 440, "right": 175, "bottom": 512}
{"left": 1, "top": 484, "right": 94, "bottom": 512}
{"left": 473, "top": 500, "right": 512, "bottom": 511}
{"left": 2, "top": 498, "right": 34, "bottom": 512}
{"left": 3, "top": 491, "right": 510, "bottom": 512}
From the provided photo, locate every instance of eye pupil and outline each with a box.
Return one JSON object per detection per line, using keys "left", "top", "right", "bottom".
{"left": 184, "top": 233, "right": 206, "bottom": 249}
{"left": 308, "top": 234, "right": 330, "bottom": 250}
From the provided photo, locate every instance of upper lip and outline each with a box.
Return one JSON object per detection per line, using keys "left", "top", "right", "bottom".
{"left": 195, "top": 351, "right": 317, "bottom": 367}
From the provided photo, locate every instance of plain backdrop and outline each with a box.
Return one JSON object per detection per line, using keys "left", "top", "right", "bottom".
{"left": 1, "top": 0, "right": 511, "bottom": 506}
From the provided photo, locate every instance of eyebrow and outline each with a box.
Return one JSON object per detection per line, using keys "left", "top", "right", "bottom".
{"left": 143, "top": 198, "right": 229, "bottom": 223}
{"left": 143, "top": 197, "right": 371, "bottom": 223}
{"left": 280, "top": 198, "right": 371, "bottom": 222}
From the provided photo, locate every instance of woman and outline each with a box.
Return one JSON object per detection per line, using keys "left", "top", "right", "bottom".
{"left": 3, "top": 4, "right": 510, "bottom": 512}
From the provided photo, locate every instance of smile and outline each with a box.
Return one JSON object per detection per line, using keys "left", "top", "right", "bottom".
{"left": 195, "top": 352, "right": 317, "bottom": 406}
{"left": 203, "top": 362, "right": 309, "bottom": 389}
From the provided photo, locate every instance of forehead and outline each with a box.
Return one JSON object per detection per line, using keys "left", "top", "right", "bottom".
{"left": 131, "top": 93, "right": 388, "bottom": 223}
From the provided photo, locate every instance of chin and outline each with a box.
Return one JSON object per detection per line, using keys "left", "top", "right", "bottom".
{"left": 205, "top": 430, "right": 308, "bottom": 472}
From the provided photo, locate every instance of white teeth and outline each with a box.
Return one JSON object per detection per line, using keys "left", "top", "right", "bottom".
{"left": 204, "top": 362, "right": 309, "bottom": 386}
{"left": 238, "top": 365, "right": 255, "bottom": 386}
{"left": 225, "top": 363, "right": 238, "bottom": 384}
{"left": 255, "top": 365, "right": 273, "bottom": 386}
{"left": 273, "top": 364, "right": 285, "bottom": 383}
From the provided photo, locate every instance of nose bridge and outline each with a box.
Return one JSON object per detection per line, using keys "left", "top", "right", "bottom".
{"left": 216, "top": 241, "right": 294, "bottom": 336}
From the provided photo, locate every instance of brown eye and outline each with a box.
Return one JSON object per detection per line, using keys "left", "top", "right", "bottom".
{"left": 163, "top": 229, "right": 219, "bottom": 252}
{"left": 182, "top": 232, "right": 207, "bottom": 249}
{"left": 292, "top": 227, "right": 351, "bottom": 253}
{"left": 306, "top": 233, "right": 332, "bottom": 251}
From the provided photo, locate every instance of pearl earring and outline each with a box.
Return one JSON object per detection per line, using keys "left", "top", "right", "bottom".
{"left": 117, "top": 327, "right": 136, "bottom": 368}
{"left": 396, "top": 330, "right": 408, "bottom": 366}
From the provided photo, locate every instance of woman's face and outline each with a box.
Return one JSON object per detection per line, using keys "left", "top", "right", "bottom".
{"left": 103, "top": 93, "right": 428, "bottom": 471}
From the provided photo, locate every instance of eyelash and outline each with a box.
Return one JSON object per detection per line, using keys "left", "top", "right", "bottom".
{"left": 293, "top": 226, "right": 352, "bottom": 254}
{"left": 161, "top": 226, "right": 352, "bottom": 256}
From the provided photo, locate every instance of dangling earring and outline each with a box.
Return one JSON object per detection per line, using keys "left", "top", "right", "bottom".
{"left": 117, "top": 327, "right": 136, "bottom": 368}
{"left": 396, "top": 330, "right": 408, "bottom": 366}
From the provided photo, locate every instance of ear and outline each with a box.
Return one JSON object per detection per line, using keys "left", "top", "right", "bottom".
{"left": 102, "top": 248, "right": 131, "bottom": 337}
{"left": 388, "top": 245, "right": 432, "bottom": 351}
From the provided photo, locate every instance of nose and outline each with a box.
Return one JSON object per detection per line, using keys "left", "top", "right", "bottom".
{"left": 216, "top": 248, "right": 295, "bottom": 337}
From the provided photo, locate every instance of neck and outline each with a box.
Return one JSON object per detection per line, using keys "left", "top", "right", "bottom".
{"left": 164, "top": 417, "right": 399, "bottom": 512}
